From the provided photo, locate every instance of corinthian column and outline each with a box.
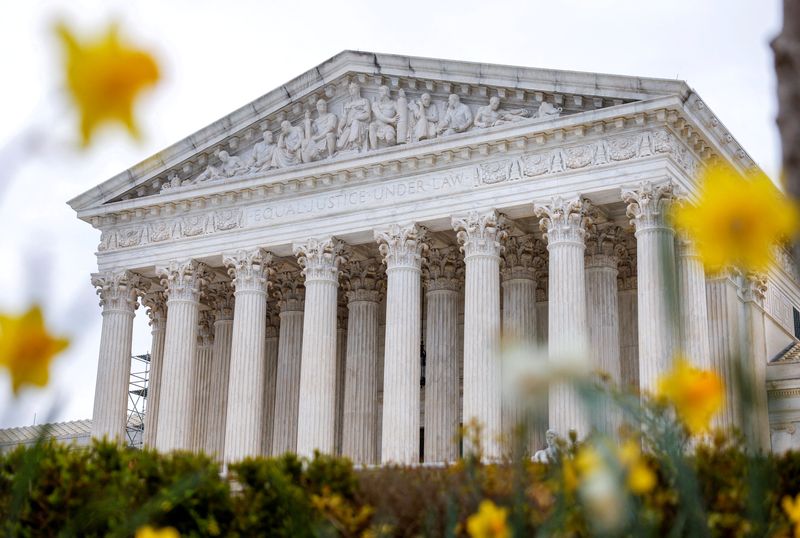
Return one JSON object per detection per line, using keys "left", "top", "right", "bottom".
{"left": 423, "top": 246, "right": 461, "bottom": 463}
{"left": 155, "top": 260, "right": 210, "bottom": 452}
{"left": 706, "top": 272, "right": 741, "bottom": 429}
{"left": 453, "top": 211, "right": 507, "bottom": 459}
{"left": 676, "top": 232, "right": 712, "bottom": 369}
{"left": 341, "top": 259, "right": 384, "bottom": 464}
{"left": 500, "top": 235, "right": 538, "bottom": 449}
{"left": 142, "top": 289, "right": 166, "bottom": 448}
{"left": 294, "top": 238, "right": 345, "bottom": 457}
{"left": 90, "top": 270, "right": 148, "bottom": 442}
{"left": 622, "top": 182, "right": 677, "bottom": 394}
{"left": 375, "top": 223, "right": 428, "bottom": 464}
{"left": 739, "top": 273, "right": 770, "bottom": 451}
{"left": 584, "top": 224, "right": 623, "bottom": 434}
{"left": 223, "top": 248, "right": 273, "bottom": 463}
{"left": 262, "top": 307, "right": 280, "bottom": 455}
{"left": 205, "top": 282, "right": 234, "bottom": 458}
{"left": 334, "top": 301, "right": 348, "bottom": 456}
{"left": 271, "top": 272, "right": 305, "bottom": 455}
{"left": 534, "top": 197, "right": 590, "bottom": 437}
{"left": 192, "top": 310, "right": 214, "bottom": 452}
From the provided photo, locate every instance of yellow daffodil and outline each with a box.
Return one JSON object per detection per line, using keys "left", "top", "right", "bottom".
{"left": 671, "top": 164, "right": 799, "bottom": 273}
{"left": 782, "top": 494, "right": 800, "bottom": 538}
{"left": 0, "top": 305, "right": 69, "bottom": 394}
{"left": 466, "top": 500, "right": 510, "bottom": 538}
{"left": 55, "top": 21, "right": 160, "bottom": 146}
{"left": 618, "top": 440, "right": 656, "bottom": 495}
{"left": 657, "top": 358, "right": 724, "bottom": 435}
{"left": 134, "top": 526, "right": 180, "bottom": 538}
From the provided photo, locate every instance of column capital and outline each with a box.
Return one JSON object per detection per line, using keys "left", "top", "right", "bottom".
{"left": 156, "top": 260, "right": 211, "bottom": 303}
{"left": 534, "top": 196, "right": 591, "bottom": 246}
{"left": 737, "top": 271, "right": 768, "bottom": 305}
{"left": 585, "top": 223, "right": 624, "bottom": 269}
{"left": 198, "top": 310, "right": 215, "bottom": 347}
{"left": 142, "top": 287, "right": 167, "bottom": 326}
{"left": 223, "top": 248, "right": 274, "bottom": 292}
{"left": 273, "top": 271, "right": 305, "bottom": 312}
{"left": 424, "top": 246, "right": 463, "bottom": 292}
{"left": 452, "top": 210, "right": 508, "bottom": 259}
{"left": 501, "top": 235, "right": 539, "bottom": 281}
{"left": 91, "top": 270, "right": 149, "bottom": 313}
{"left": 621, "top": 180, "right": 675, "bottom": 232}
{"left": 342, "top": 258, "right": 385, "bottom": 303}
{"left": 293, "top": 237, "right": 346, "bottom": 283}
{"left": 374, "top": 223, "right": 429, "bottom": 270}
{"left": 207, "top": 281, "right": 235, "bottom": 321}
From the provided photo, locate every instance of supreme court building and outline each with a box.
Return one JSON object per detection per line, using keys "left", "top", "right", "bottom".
{"left": 69, "top": 52, "right": 800, "bottom": 463}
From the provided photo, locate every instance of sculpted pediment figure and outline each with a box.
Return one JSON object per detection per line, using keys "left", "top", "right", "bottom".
{"left": 272, "top": 120, "right": 304, "bottom": 169}
{"left": 302, "top": 99, "right": 338, "bottom": 163}
{"left": 189, "top": 150, "right": 246, "bottom": 184}
{"left": 337, "top": 82, "right": 371, "bottom": 152}
{"left": 408, "top": 92, "right": 439, "bottom": 143}
{"left": 369, "top": 85, "right": 399, "bottom": 149}
{"left": 437, "top": 94, "right": 473, "bottom": 136}
{"left": 474, "top": 96, "right": 530, "bottom": 128}
{"left": 249, "top": 130, "right": 277, "bottom": 172}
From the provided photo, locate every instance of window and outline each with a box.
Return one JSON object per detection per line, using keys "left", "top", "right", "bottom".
{"left": 793, "top": 307, "right": 800, "bottom": 339}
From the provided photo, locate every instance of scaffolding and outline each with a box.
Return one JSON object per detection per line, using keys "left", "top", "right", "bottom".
{"left": 126, "top": 353, "right": 150, "bottom": 449}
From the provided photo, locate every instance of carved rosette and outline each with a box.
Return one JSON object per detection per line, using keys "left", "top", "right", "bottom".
{"left": 621, "top": 181, "right": 675, "bottom": 232}
{"left": 273, "top": 271, "right": 305, "bottom": 312}
{"left": 155, "top": 260, "right": 211, "bottom": 303}
{"left": 374, "top": 223, "right": 429, "bottom": 270}
{"left": 342, "top": 259, "right": 385, "bottom": 303}
{"left": 141, "top": 288, "right": 167, "bottom": 326}
{"left": 207, "top": 281, "right": 235, "bottom": 321}
{"left": 91, "top": 270, "right": 150, "bottom": 313}
{"left": 452, "top": 210, "right": 508, "bottom": 259}
{"left": 534, "top": 197, "right": 591, "bottom": 246}
{"left": 197, "top": 310, "right": 215, "bottom": 347}
{"left": 501, "top": 235, "right": 537, "bottom": 281}
{"left": 423, "top": 246, "right": 463, "bottom": 292}
{"left": 293, "top": 238, "right": 346, "bottom": 284}
{"left": 223, "top": 248, "right": 274, "bottom": 292}
{"left": 585, "top": 224, "right": 624, "bottom": 269}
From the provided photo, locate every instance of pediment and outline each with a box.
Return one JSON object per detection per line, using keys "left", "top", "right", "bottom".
{"left": 68, "top": 50, "right": 695, "bottom": 213}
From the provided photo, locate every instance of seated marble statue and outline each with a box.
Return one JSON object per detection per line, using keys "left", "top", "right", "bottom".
{"left": 193, "top": 150, "right": 245, "bottom": 183}
{"left": 249, "top": 130, "right": 277, "bottom": 172}
{"left": 473, "top": 96, "right": 530, "bottom": 128}
{"left": 369, "top": 85, "right": 398, "bottom": 149}
{"left": 536, "top": 101, "right": 563, "bottom": 120}
{"left": 408, "top": 92, "right": 438, "bottom": 143}
{"left": 162, "top": 171, "right": 182, "bottom": 191}
{"left": 437, "top": 94, "right": 473, "bottom": 136}
{"left": 271, "top": 120, "right": 304, "bottom": 168}
{"left": 301, "top": 99, "right": 338, "bottom": 163}
{"left": 337, "top": 82, "right": 371, "bottom": 152}
{"left": 532, "top": 430, "right": 560, "bottom": 464}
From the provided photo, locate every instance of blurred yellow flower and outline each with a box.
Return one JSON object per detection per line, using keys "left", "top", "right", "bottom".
{"left": 657, "top": 358, "right": 723, "bottom": 435}
{"left": 135, "top": 526, "right": 180, "bottom": 538}
{"left": 671, "top": 164, "right": 799, "bottom": 273}
{"left": 783, "top": 493, "right": 800, "bottom": 538}
{"left": 55, "top": 21, "right": 160, "bottom": 146}
{"left": 618, "top": 440, "right": 656, "bottom": 495}
{"left": 0, "top": 305, "right": 69, "bottom": 395}
{"left": 466, "top": 500, "right": 510, "bottom": 538}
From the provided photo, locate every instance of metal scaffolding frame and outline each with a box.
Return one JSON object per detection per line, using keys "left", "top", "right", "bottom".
{"left": 126, "top": 353, "right": 150, "bottom": 449}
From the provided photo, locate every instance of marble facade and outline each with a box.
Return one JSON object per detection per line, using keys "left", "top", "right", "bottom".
{"left": 70, "top": 51, "right": 800, "bottom": 462}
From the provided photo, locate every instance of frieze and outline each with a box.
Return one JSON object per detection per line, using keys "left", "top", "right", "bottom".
{"left": 475, "top": 129, "right": 697, "bottom": 186}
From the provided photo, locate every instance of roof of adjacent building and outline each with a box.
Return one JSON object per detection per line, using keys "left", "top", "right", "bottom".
{"left": 0, "top": 419, "right": 92, "bottom": 447}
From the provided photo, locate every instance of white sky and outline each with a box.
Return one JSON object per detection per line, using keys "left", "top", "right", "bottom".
{"left": 0, "top": 0, "right": 784, "bottom": 427}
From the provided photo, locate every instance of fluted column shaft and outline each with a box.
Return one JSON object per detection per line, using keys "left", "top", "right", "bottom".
{"left": 535, "top": 198, "right": 589, "bottom": 437}
{"left": 142, "top": 291, "right": 166, "bottom": 448}
{"left": 155, "top": 261, "right": 209, "bottom": 452}
{"left": 91, "top": 271, "right": 146, "bottom": 442}
{"left": 342, "top": 290, "right": 381, "bottom": 463}
{"left": 454, "top": 212, "right": 506, "bottom": 458}
{"left": 223, "top": 249, "right": 273, "bottom": 463}
{"left": 676, "top": 236, "right": 712, "bottom": 369}
{"left": 206, "top": 290, "right": 233, "bottom": 458}
{"left": 706, "top": 275, "right": 741, "bottom": 430}
{"left": 334, "top": 307, "right": 348, "bottom": 456}
{"left": 272, "top": 291, "right": 305, "bottom": 455}
{"left": 262, "top": 319, "right": 280, "bottom": 455}
{"left": 585, "top": 254, "right": 621, "bottom": 433}
{"left": 295, "top": 238, "right": 344, "bottom": 457}
{"left": 192, "top": 319, "right": 214, "bottom": 452}
{"left": 739, "top": 275, "right": 770, "bottom": 451}
{"left": 376, "top": 224, "right": 427, "bottom": 464}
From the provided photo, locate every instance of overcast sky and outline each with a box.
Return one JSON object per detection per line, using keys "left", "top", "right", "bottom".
{"left": 0, "top": 0, "right": 784, "bottom": 428}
